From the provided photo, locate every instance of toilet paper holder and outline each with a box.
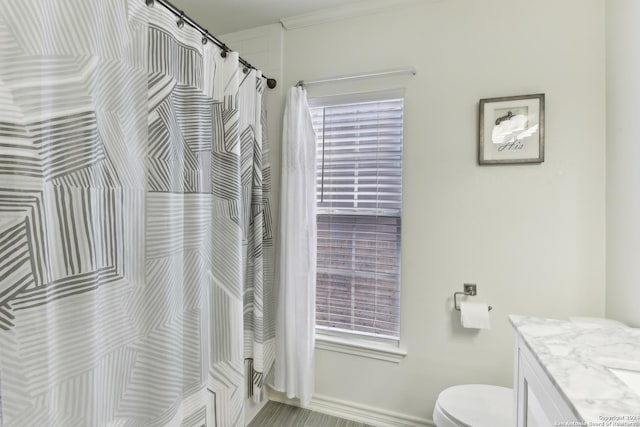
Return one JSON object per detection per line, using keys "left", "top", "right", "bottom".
{"left": 454, "top": 284, "right": 492, "bottom": 311}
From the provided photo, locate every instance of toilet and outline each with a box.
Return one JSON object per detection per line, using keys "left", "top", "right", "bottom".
{"left": 433, "top": 384, "right": 512, "bottom": 427}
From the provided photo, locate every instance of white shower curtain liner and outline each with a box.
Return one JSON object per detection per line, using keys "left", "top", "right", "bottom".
{"left": 274, "top": 86, "right": 317, "bottom": 407}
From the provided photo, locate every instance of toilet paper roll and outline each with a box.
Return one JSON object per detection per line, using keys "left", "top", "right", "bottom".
{"left": 460, "top": 301, "right": 491, "bottom": 329}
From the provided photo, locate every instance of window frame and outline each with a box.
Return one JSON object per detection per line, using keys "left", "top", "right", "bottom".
{"left": 309, "top": 89, "right": 406, "bottom": 360}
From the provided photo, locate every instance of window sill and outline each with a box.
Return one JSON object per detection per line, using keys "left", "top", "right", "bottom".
{"left": 315, "top": 333, "right": 407, "bottom": 363}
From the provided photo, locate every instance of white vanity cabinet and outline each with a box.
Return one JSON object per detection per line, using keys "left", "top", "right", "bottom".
{"left": 513, "top": 333, "right": 579, "bottom": 426}
{"left": 510, "top": 315, "right": 640, "bottom": 427}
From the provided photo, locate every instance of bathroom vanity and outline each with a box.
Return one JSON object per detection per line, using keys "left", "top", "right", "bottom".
{"left": 510, "top": 316, "right": 640, "bottom": 426}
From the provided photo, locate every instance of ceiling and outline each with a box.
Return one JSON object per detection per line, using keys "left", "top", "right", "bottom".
{"left": 170, "top": 0, "right": 375, "bottom": 35}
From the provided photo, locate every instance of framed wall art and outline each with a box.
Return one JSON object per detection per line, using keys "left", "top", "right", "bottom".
{"left": 478, "top": 93, "right": 545, "bottom": 165}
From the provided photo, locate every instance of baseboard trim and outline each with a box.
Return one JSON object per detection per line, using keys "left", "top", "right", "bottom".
{"left": 268, "top": 389, "right": 434, "bottom": 427}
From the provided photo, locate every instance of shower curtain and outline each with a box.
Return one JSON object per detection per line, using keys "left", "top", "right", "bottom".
{"left": 0, "top": 1, "right": 273, "bottom": 426}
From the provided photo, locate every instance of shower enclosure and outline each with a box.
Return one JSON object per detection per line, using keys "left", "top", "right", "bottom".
{"left": 0, "top": 1, "right": 274, "bottom": 425}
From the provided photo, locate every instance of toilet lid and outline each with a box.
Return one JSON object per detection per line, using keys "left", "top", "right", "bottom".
{"left": 436, "top": 384, "right": 512, "bottom": 427}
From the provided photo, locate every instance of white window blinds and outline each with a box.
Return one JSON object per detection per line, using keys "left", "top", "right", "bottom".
{"left": 310, "top": 92, "right": 403, "bottom": 341}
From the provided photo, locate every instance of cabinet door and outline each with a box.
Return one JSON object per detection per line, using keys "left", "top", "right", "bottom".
{"left": 515, "top": 347, "right": 553, "bottom": 427}
{"left": 514, "top": 336, "right": 580, "bottom": 426}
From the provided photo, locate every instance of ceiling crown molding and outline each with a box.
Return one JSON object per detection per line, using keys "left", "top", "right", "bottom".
{"left": 280, "top": 0, "right": 422, "bottom": 30}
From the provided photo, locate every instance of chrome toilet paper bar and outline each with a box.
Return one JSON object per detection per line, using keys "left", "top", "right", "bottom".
{"left": 454, "top": 284, "right": 492, "bottom": 311}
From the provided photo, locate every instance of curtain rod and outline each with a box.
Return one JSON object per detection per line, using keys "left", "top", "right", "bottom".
{"left": 296, "top": 67, "right": 416, "bottom": 88}
{"left": 147, "top": 0, "right": 277, "bottom": 89}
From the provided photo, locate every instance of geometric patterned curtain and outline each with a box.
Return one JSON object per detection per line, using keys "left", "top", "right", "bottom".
{"left": 0, "top": 1, "right": 273, "bottom": 426}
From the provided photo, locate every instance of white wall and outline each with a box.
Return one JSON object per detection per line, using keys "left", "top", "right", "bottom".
{"left": 219, "top": 0, "right": 607, "bottom": 422}
{"left": 606, "top": 0, "right": 640, "bottom": 327}
{"left": 282, "top": 0, "right": 606, "bottom": 421}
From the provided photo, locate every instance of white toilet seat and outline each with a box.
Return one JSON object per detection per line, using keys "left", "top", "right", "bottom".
{"left": 433, "top": 384, "right": 512, "bottom": 427}
{"left": 433, "top": 401, "right": 465, "bottom": 427}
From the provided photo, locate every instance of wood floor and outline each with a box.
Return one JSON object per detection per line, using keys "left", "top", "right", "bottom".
{"left": 248, "top": 401, "right": 375, "bottom": 427}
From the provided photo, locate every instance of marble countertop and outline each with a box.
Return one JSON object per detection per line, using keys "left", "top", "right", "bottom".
{"left": 509, "top": 315, "right": 640, "bottom": 423}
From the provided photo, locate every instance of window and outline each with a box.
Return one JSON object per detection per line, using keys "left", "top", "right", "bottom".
{"left": 310, "top": 90, "right": 404, "bottom": 344}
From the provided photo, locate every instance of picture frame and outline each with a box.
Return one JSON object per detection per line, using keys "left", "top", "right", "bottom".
{"left": 478, "top": 93, "right": 545, "bottom": 165}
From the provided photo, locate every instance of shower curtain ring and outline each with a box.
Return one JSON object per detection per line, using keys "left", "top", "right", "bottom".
{"left": 202, "top": 30, "right": 209, "bottom": 45}
{"left": 243, "top": 67, "right": 249, "bottom": 74}
{"left": 145, "top": 0, "right": 154, "bottom": 6}
{"left": 177, "top": 11, "right": 185, "bottom": 28}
